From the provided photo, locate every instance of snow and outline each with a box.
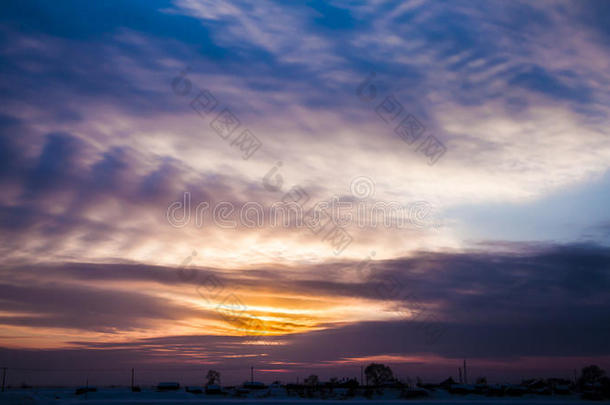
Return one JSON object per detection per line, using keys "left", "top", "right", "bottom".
{"left": 0, "top": 388, "right": 593, "bottom": 405}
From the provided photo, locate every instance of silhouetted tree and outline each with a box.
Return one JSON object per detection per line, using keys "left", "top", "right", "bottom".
{"left": 206, "top": 369, "right": 221, "bottom": 386}
{"left": 304, "top": 375, "right": 319, "bottom": 398}
{"left": 476, "top": 377, "right": 488, "bottom": 385}
{"left": 342, "top": 378, "right": 359, "bottom": 389}
{"left": 304, "top": 374, "right": 319, "bottom": 386}
{"left": 602, "top": 377, "right": 610, "bottom": 399}
{"left": 364, "top": 363, "right": 394, "bottom": 386}
{"left": 578, "top": 365, "right": 610, "bottom": 400}
{"left": 328, "top": 377, "right": 338, "bottom": 393}
{"left": 579, "top": 365, "right": 606, "bottom": 385}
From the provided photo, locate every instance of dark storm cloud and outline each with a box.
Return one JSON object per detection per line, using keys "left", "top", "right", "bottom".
{"left": 0, "top": 281, "right": 210, "bottom": 332}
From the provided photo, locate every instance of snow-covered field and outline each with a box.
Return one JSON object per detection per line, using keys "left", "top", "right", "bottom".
{"left": 0, "top": 389, "right": 601, "bottom": 405}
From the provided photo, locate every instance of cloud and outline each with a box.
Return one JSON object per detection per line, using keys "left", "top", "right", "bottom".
{"left": 1, "top": 242, "right": 609, "bottom": 360}
{"left": 1, "top": 0, "right": 610, "bottom": 384}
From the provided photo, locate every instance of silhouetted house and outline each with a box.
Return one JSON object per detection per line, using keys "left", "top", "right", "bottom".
{"left": 524, "top": 379, "right": 551, "bottom": 395}
{"left": 532, "top": 386, "right": 551, "bottom": 395}
{"left": 582, "top": 382, "right": 605, "bottom": 401}
{"left": 440, "top": 377, "right": 456, "bottom": 390}
{"left": 286, "top": 383, "right": 304, "bottom": 397}
{"left": 75, "top": 386, "right": 97, "bottom": 395}
{"left": 243, "top": 381, "right": 266, "bottom": 389}
{"left": 554, "top": 384, "right": 571, "bottom": 395}
{"left": 524, "top": 378, "right": 544, "bottom": 389}
{"left": 548, "top": 378, "right": 572, "bottom": 395}
{"left": 268, "top": 381, "right": 284, "bottom": 397}
{"left": 417, "top": 382, "right": 437, "bottom": 391}
{"left": 402, "top": 387, "right": 429, "bottom": 398}
{"left": 205, "top": 384, "right": 222, "bottom": 394}
{"left": 449, "top": 383, "right": 475, "bottom": 394}
{"left": 333, "top": 387, "right": 350, "bottom": 398}
{"left": 474, "top": 382, "right": 488, "bottom": 394}
{"left": 185, "top": 385, "right": 203, "bottom": 394}
{"left": 505, "top": 384, "right": 528, "bottom": 396}
{"left": 486, "top": 384, "right": 505, "bottom": 396}
{"left": 157, "top": 382, "right": 180, "bottom": 391}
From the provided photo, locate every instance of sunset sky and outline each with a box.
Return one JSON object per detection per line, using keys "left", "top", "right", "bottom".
{"left": 1, "top": 0, "right": 610, "bottom": 386}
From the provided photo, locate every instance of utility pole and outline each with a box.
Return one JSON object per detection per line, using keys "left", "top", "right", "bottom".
{"left": 574, "top": 369, "right": 578, "bottom": 384}
{"left": 463, "top": 360, "right": 467, "bottom": 385}
{"left": 131, "top": 368, "right": 134, "bottom": 390}
{"left": 360, "top": 365, "right": 363, "bottom": 387}
{"left": 1, "top": 367, "right": 6, "bottom": 392}
{"left": 251, "top": 366, "right": 254, "bottom": 383}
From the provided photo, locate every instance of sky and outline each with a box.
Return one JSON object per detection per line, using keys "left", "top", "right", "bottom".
{"left": 1, "top": 0, "right": 610, "bottom": 387}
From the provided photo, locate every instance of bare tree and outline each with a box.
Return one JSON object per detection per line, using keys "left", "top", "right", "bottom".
{"left": 579, "top": 365, "right": 605, "bottom": 389}
{"left": 206, "top": 369, "right": 221, "bottom": 386}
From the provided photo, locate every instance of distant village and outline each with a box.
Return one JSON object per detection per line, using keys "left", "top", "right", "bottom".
{"left": 69, "top": 362, "right": 610, "bottom": 401}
